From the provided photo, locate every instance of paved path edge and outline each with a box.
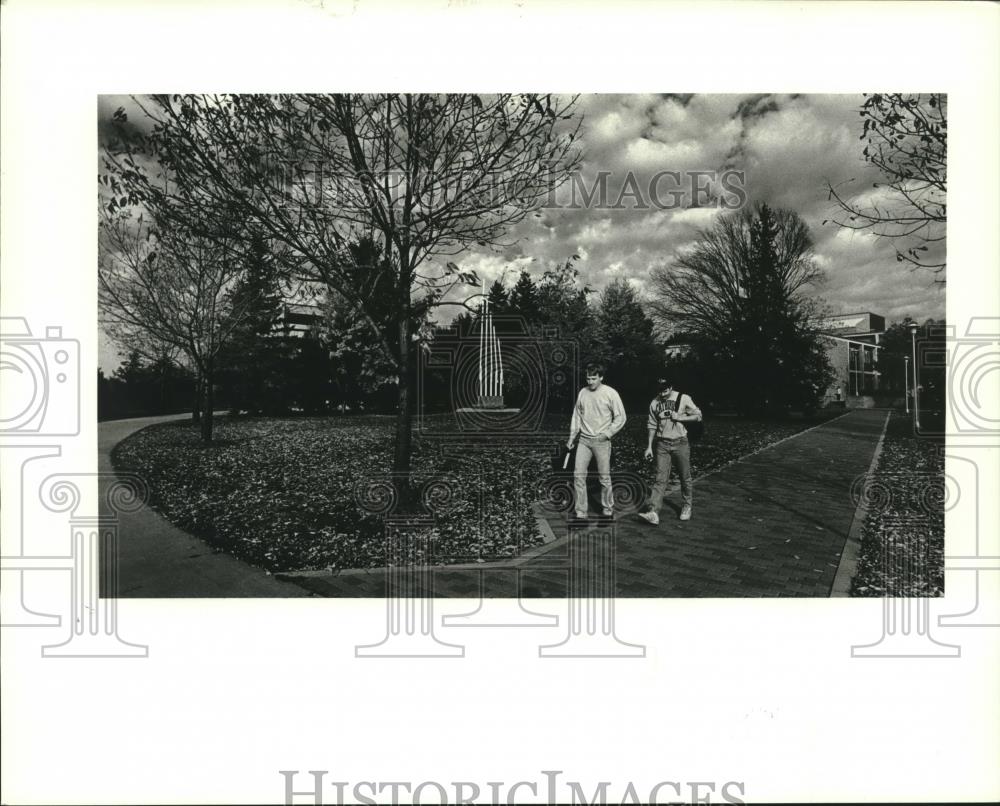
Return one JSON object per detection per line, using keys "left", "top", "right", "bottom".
{"left": 103, "top": 413, "right": 315, "bottom": 598}
{"left": 829, "top": 410, "right": 892, "bottom": 597}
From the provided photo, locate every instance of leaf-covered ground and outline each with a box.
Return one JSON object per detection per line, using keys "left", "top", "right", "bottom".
{"left": 851, "top": 411, "right": 945, "bottom": 597}
{"left": 111, "top": 410, "right": 846, "bottom": 571}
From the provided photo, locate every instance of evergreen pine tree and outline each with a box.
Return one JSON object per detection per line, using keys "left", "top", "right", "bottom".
{"left": 596, "top": 278, "right": 663, "bottom": 409}
{"left": 217, "top": 233, "right": 287, "bottom": 414}
{"left": 507, "top": 271, "right": 540, "bottom": 324}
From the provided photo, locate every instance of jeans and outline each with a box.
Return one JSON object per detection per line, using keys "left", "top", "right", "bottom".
{"left": 573, "top": 434, "right": 613, "bottom": 516}
{"left": 647, "top": 437, "right": 692, "bottom": 511}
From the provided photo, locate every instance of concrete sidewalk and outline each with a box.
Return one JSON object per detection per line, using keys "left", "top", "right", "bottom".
{"left": 101, "top": 414, "right": 313, "bottom": 597}
{"left": 283, "top": 409, "right": 889, "bottom": 598}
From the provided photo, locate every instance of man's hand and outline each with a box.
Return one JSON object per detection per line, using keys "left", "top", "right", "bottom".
{"left": 566, "top": 438, "right": 575, "bottom": 449}
{"left": 644, "top": 446, "right": 653, "bottom": 461}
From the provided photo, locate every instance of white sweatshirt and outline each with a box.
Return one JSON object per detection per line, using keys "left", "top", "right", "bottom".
{"left": 570, "top": 384, "right": 626, "bottom": 440}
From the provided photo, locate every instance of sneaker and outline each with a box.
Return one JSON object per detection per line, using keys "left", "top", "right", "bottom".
{"left": 638, "top": 510, "right": 660, "bottom": 526}
{"left": 679, "top": 505, "right": 692, "bottom": 521}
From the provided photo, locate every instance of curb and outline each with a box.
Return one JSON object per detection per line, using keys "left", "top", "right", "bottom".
{"left": 275, "top": 504, "right": 562, "bottom": 579}
{"left": 102, "top": 412, "right": 318, "bottom": 598}
{"left": 691, "top": 409, "right": 853, "bottom": 484}
{"left": 829, "top": 409, "right": 892, "bottom": 597}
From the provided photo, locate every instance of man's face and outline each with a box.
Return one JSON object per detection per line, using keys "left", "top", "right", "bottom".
{"left": 586, "top": 373, "right": 602, "bottom": 390}
{"left": 658, "top": 384, "right": 673, "bottom": 400}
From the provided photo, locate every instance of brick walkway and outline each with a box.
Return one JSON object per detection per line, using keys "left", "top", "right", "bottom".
{"left": 282, "top": 409, "right": 889, "bottom": 598}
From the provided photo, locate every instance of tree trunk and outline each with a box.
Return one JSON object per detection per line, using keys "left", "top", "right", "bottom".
{"left": 393, "top": 315, "right": 414, "bottom": 506}
{"left": 200, "top": 359, "right": 215, "bottom": 443}
{"left": 192, "top": 370, "right": 202, "bottom": 423}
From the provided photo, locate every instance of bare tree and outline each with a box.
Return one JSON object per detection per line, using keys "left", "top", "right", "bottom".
{"left": 649, "top": 203, "right": 832, "bottom": 413}
{"left": 98, "top": 206, "right": 252, "bottom": 442}
{"left": 827, "top": 93, "right": 946, "bottom": 280}
{"left": 102, "top": 94, "right": 582, "bottom": 480}
{"left": 650, "top": 204, "right": 823, "bottom": 340}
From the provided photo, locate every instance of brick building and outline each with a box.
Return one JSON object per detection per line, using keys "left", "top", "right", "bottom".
{"left": 818, "top": 312, "right": 885, "bottom": 407}
{"left": 277, "top": 302, "right": 323, "bottom": 337}
{"left": 659, "top": 311, "right": 888, "bottom": 409}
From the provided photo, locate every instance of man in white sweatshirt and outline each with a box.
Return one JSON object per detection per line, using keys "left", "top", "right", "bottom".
{"left": 566, "top": 364, "right": 627, "bottom": 520}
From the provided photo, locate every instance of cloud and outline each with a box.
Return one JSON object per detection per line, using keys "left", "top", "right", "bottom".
{"left": 446, "top": 92, "right": 945, "bottom": 329}
{"left": 98, "top": 95, "right": 154, "bottom": 149}
{"left": 99, "top": 93, "right": 947, "bottom": 369}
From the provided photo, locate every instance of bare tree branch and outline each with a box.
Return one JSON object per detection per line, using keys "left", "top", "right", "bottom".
{"left": 826, "top": 93, "right": 946, "bottom": 280}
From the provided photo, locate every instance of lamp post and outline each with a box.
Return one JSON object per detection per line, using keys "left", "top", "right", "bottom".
{"left": 908, "top": 322, "right": 920, "bottom": 429}
{"left": 904, "top": 355, "right": 910, "bottom": 414}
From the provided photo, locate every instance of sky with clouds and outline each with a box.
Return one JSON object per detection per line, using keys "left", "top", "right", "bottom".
{"left": 446, "top": 93, "right": 945, "bottom": 324}
{"left": 98, "top": 93, "right": 945, "bottom": 370}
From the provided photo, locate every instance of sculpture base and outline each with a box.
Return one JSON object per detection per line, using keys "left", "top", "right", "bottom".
{"left": 455, "top": 407, "right": 522, "bottom": 415}
{"left": 477, "top": 395, "right": 506, "bottom": 409}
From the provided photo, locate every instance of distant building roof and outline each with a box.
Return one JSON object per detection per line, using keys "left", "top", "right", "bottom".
{"left": 274, "top": 302, "right": 324, "bottom": 337}
{"left": 283, "top": 303, "right": 322, "bottom": 317}
{"left": 818, "top": 312, "right": 885, "bottom": 336}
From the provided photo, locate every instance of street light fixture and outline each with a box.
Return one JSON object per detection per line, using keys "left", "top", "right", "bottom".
{"left": 908, "top": 322, "right": 920, "bottom": 429}
{"left": 904, "top": 355, "right": 910, "bottom": 414}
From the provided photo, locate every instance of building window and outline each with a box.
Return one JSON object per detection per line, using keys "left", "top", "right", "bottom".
{"left": 846, "top": 343, "right": 879, "bottom": 396}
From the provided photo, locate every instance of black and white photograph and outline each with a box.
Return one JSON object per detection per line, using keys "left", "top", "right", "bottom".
{"left": 3, "top": 2, "right": 998, "bottom": 805}
{"left": 97, "top": 92, "right": 948, "bottom": 600}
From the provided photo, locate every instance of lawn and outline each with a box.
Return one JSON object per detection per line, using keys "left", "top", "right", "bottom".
{"left": 851, "top": 410, "right": 945, "bottom": 597}
{"left": 111, "top": 409, "right": 847, "bottom": 571}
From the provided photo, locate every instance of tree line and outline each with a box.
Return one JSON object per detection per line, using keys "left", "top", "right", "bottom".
{"left": 102, "top": 200, "right": 852, "bottom": 422}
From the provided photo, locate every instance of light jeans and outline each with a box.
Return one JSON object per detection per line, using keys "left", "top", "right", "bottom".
{"left": 574, "top": 434, "right": 613, "bottom": 517}
{"left": 646, "top": 436, "right": 692, "bottom": 511}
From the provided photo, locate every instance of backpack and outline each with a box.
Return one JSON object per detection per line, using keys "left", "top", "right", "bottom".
{"left": 678, "top": 392, "right": 705, "bottom": 442}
